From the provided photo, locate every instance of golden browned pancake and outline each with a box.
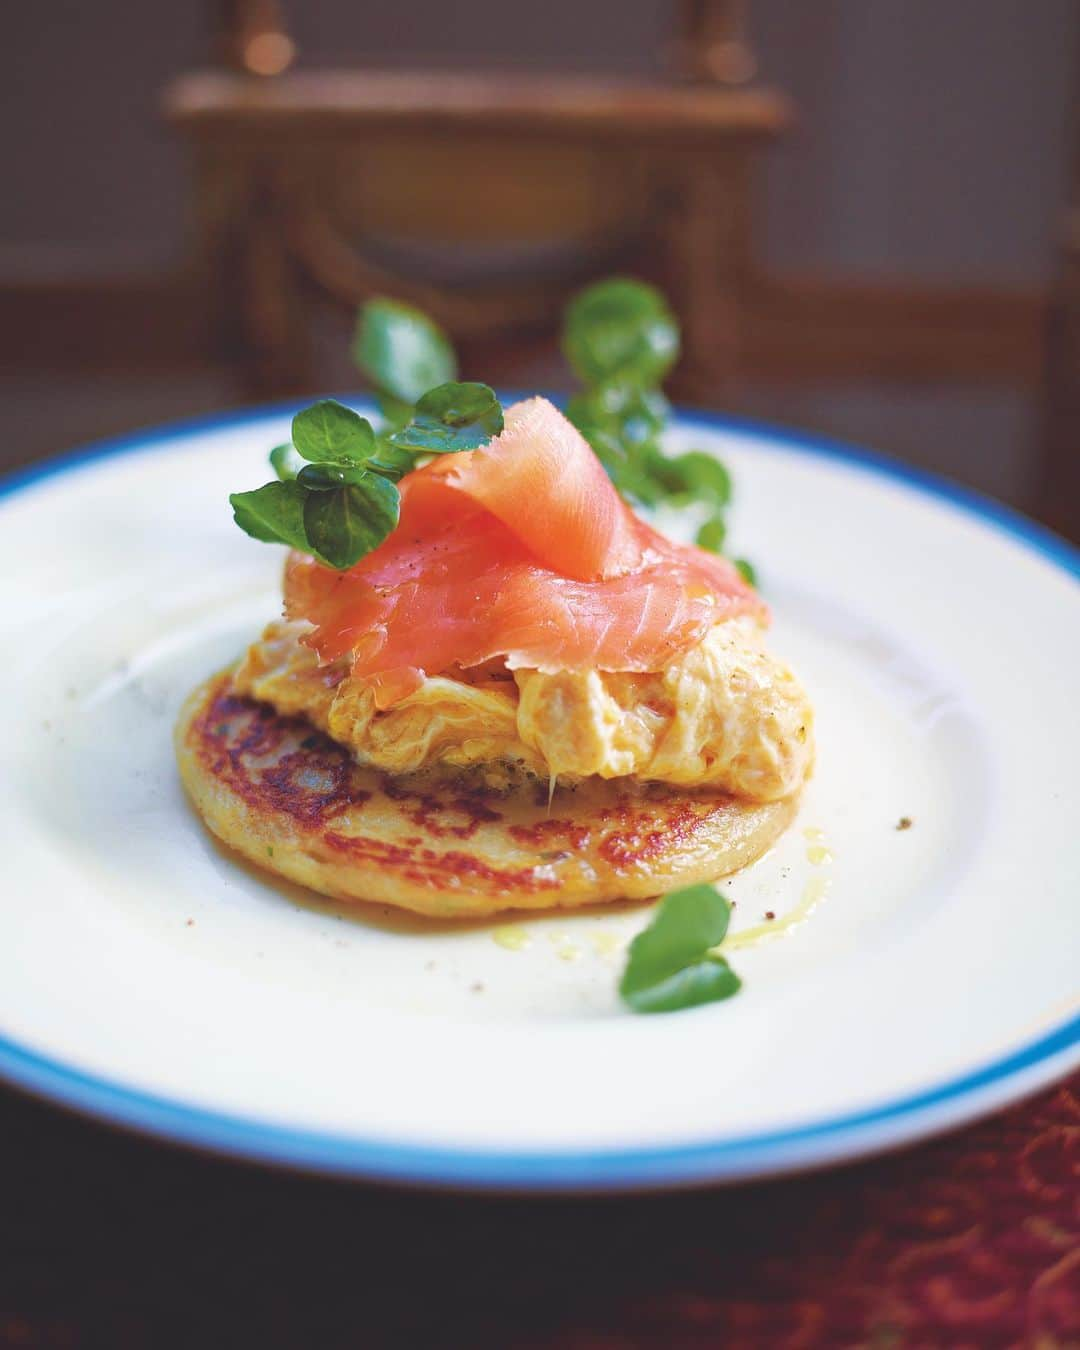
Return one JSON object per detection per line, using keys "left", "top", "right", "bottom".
{"left": 176, "top": 672, "right": 798, "bottom": 919}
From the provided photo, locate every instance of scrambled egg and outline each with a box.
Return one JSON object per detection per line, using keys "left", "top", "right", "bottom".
{"left": 232, "top": 618, "right": 813, "bottom": 803}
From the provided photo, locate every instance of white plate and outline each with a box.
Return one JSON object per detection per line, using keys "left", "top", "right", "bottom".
{"left": 1, "top": 403, "right": 1077, "bottom": 1191}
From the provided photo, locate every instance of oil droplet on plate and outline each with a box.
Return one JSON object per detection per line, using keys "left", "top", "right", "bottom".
{"left": 802, "top": 826, "right": 826, "bottom": 841}
{"left": 544, "top": 931, "right": 585, "bottom": 962}
{"left": 802, "top": 875, "right": 831, "bottom": 907}
{"left": 492, "top": 924, "right": 531, "bottom": 952}
{"left": 588, "top": 929, "right": 624, "bottom": 958}
{"left": 724, "top": 876, "right": 831, "bottom": 950}
{"left": 806, "top": 844, "right": 833, "bottom": 865}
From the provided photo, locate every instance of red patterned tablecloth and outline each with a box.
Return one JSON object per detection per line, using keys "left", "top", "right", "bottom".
{"left": 1, "top": 1075, "right": 1076, "bottom": 1348}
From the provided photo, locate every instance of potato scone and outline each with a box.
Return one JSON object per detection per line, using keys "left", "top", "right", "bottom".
{"left": 177, "top": 671, "right": 797, "bottom": 920}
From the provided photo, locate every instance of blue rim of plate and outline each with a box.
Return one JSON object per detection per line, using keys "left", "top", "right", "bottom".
{"left": 1, "top": 398, "right": 1078, "bottom": 1191}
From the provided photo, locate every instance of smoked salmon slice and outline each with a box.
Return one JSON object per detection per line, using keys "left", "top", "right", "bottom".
{"left": 436, "top": 397, "right": 642, "bottom": 581}
{"left": 284, "top": 399, "right": 762, "bottom": 706}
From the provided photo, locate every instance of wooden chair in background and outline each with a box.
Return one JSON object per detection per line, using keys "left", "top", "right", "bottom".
{"left": 164, "top": 1, "right": 788, "bottom": 397}
{"left": 1038, "top": 60, "right": 1080, "bottom": 541}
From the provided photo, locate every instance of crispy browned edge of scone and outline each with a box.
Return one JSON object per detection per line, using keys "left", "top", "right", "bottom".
{"left": 175, "top": 670, "right": 799, "bottom": 920}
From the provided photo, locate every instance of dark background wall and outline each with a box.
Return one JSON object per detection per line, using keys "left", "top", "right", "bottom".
{"left": 2, "top": 0, "right": 1076, "bottom": 512}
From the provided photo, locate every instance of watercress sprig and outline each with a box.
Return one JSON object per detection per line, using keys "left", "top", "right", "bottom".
{"left": 562, "top": 277, "right": 755, "bottom": 583}
{"left": 230, "top": 387, "right": 503, "bottom": 570}
{"left": 619, "top": 884, "right": 742, "bottom": 1014}
{"left": 233, "top": 280, "right": 754, "bottom": 579}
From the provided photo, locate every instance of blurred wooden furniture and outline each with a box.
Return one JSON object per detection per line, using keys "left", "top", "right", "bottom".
{"left": 1038, "top": 63, "right": 1080, "bottom": 542}
{"left": 165, "top": 1, "right": 788, "bottom": 395}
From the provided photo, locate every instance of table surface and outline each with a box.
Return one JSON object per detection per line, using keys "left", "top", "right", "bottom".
{"left": 1, "top": 1073, "right": 1075, "bottom": 1349}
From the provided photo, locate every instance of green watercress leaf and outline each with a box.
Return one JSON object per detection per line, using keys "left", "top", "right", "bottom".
{"left": 389, "top": 382, "right": 504, "bottom": 453}
{"left": 657, "top": 450, "right": 732, "bottom": 507}
{"left": 619, "top": 884, "right": 741, "bottom": 1014}
{"left": 301, "top": 472, "right": 400, "bottom": 569}
{"left": 735, "top": 558, "right": 758, "bottom": 587}
{"left": 618, "top": 454, "right": 677, "bottom": 507}
{"left": 296, "top": 461, "right": 373, "bottom": 491}
{"left": 567, "top": 384, "right": 669, "bottom": 449}
{"left": 269, "top": 443, "right": 303, "bottom": 482}
{"left": 375, "top": 391, "right": 416, "bottom": 432}
{"left": 366, "top": 438, "right": 419, "bottom": 481}
{"left": 622, "top": 955, "right": 741, "bottom": 1014}
{"left": 229, "top": 481, "right": 310, "bottom": 552}
{"left": 353, "top": 298, "right": 457, "bottom": 405}
{"left": 568, "top": 400, "right": 662, "bottom": 505}
{"left": 696, "top": 514, "right": 727, "bottom": 553}
{"left": 292, "top": 400, "right": 375, "bottom": 465}
{"left": 563, "top": 278, "right": 679, "bottom": 388}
